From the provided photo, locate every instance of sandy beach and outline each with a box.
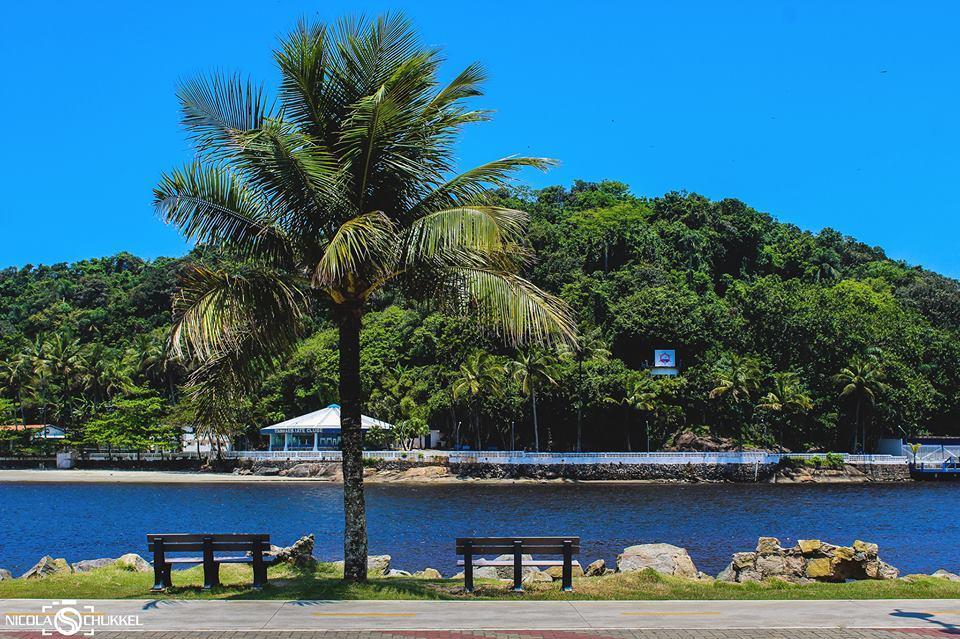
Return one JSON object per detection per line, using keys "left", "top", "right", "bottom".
{"left": 0, "top": 467, "right": 496, "bottom": 484}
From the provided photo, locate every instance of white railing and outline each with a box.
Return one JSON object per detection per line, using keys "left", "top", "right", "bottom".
{"left": 902, "top": 444, "right": 960, "bottom": 463}
{"left": 227, "top": 450, "right": 909, "bottom": 465}
{"left": 82, "top": 451, "right": 199, "bottom": 461}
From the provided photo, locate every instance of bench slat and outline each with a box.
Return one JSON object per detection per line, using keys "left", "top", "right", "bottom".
{"left": 147, "top": 533, "right": 270, "bottom": 542}
{"left": 456, "top": 546, "right": 579, "bottom": 555}
{"left": 457, "top": 560, "right": 567, "bottom": 567}
{"left": 148, "top": 542, "right": 273, "bottom": 552}
{"left": 456, "top": 537, "right": 579, "bottom": 545}
{"left": 157, "top": 556, "right": 277, "bottom": 565}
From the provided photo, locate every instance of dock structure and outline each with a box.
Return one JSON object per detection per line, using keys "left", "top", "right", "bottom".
{"left": 906, "top": 436, "right": 960, "bottom": 479}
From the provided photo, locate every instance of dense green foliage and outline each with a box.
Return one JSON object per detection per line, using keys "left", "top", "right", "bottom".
{"left": 2, "top": 183, "right": 959, "bottom": 452}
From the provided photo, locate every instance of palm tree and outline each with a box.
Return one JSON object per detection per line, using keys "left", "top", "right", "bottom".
{"left": 0, "top": 343, "right": 31, "bottom": 428}
{"left": 621, "top": 374, "right": 658, "bottom": 452}
{"left": 153, "top": 15, "right": 575, "bottom": 581}
{"left": 709, "top": 353, "right": 762, "bottom": 448}
{"left": 558, "top": 329, "right": 609, "bottom": 451}
{"left": 756, "top": 371, "right": 812, "bottom": 452}
{"left": 42, "top": 334, "right": 88, "bottom": 429}
{"left": 508, "top": 349, "right": 561, "bottom": 451}
{"left": 834, "top": 355, "right": 886, "bottom": 453}
{"left": 451, "top": 352, "right": 503, "bottom": 449}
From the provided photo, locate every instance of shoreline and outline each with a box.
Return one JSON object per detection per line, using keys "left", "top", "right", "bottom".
{"left": 0, "top": 467, "right": 911, "bottom": 485}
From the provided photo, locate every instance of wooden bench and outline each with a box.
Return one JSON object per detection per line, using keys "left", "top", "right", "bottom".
{"left": 456, "top": 536, "right": 580, "bottom": 592}
{"left": 147, "top": 533, "right": 275, "bottom": 591}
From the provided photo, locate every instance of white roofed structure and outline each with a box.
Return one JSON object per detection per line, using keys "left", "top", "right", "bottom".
{"left": 260, "top": 404, "right": 392, "bottom": 451}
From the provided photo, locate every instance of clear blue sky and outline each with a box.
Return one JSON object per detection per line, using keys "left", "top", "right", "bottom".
{"left": 2, "top": 1, "right": 958, "bottom": 276}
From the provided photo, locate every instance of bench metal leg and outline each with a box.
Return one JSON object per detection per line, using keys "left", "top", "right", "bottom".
{"left": 464, "top": 541, "right": 474, "bottom": 592}
{"left": 512, "top": 540, "right": 523, "bottom": 591}
{"left": 151, "top": 562, "right": 166, "bottom": 591}
{"left": 202, "top": 537, "right": 220, "bottom": 589}
{"left": 151, "top": 539, "right": 167, "bottom": 591}
{"left": 562, "top": 540, "right": 573, "bottom": 592}
{"left": 252, "top": 540, "right": 267, "bottom": 589}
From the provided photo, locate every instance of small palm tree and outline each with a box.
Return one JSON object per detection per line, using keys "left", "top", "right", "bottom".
{"left": 508, "top": 349, "right": 561, "bottom": 451}
{"left": 756, "top": 371, "right": 813, "bottom": 452}
{"left": 558, "top": 329, "right": 610, "bottom": 451}
{"left": 709, "top": 353, "right": 762, "bottom": 448}
{"left": 834, "top": 354, "right": 887, "bottom": 453}
{"left": 451, "top": 352, "right": 503, "bottom": 449}
{"left": 153, "top": 15, "right": 575, "bottom": 581}
{"left": 622, "top": 374, "right": 658, "bottom": 452}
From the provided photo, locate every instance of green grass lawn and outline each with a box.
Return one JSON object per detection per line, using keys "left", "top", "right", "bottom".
{"left": 2, "top": 563, "right": 960, "bottom": 600}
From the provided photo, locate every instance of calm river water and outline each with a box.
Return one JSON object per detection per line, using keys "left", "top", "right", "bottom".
{"left": 1, "top": 481, "right": 958, "bottom": 576}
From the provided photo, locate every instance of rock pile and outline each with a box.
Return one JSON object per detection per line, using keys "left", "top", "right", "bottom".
{"left": 716, "top": 537, "right": 899, "bottom": 583}
{"left": 269, "top": 534, "right": 317, "bottom": 568}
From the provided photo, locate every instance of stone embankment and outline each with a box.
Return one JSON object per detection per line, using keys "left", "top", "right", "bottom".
{"left": 232, "top": 458, "right": 907, "bottom": 483}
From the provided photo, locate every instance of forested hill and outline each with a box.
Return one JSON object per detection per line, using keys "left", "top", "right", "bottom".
{"left": 2, "top": 181, "right": 959, "bottom": 453}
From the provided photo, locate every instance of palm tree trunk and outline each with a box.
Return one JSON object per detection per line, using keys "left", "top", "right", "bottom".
{"left": 853, "top": 397, "right": 862, "bottom": 453}
{"left": 576, "top": 359, "right": 583, "bottom": 452}
{"left": 626, "top": 409, "right": 632, "bottom": 452}
{"left": 532, "top": 387, "right": 540, "bottom": 452}
{"left": 338, "top": 305, "right": 367, "bottom": 582}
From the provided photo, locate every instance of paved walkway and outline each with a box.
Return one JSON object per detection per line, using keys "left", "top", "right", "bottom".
{"left": 2, "top": 599, "right": 960, "bottom": 637}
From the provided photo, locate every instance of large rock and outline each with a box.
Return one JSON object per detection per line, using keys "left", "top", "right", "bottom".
{"left": 585, "top": 559, "right": 606, "bottom": 576}
{"left": 487, "top": 554, "right": 541, "bottom": 580}
{"left": 805, "top": 557, "right": 836, "bottom": 580}
{"left": 617, "top": 544, "right": 698, "bottom": 578}
{"left": 281, "top": 463, "right": 320, "bottom": 478}
{"left": 386, "top": 569, "right": 412, "bottom": 577}
{"left": 72, "top": 558, "right": 116, "bottom": 573}
{"left": 932, "top": 569, "right": 960, "bottom": 582}
{"left": 716, "top": 562, "right": 737, "bottom": 582}
{"left": 115, "top": 553, "right": 151, "bottom": 572}
{"left": 21, "top": 556, "right": 72, "bottom": 579}
{"left": 522, "top": 569, "right": 554, "bottom": 585}
{"left": 331, "top": 554, "right": 390, "bottom": 577}
{"left": 0, "top": 568, "right": 12, "bottom": 581}
{"left": 545, "top": 561, "right": 584, "bottom": 580}
{"left": 797, "top": 539, "right": 822, "bottom": 555}
{"left": 665, "top": 430, "right": 737, "bottom": 452}
{"left": 756, "top": 537, "right": 782, "bottom": 554}
{"left": 414, "top": 568, "right": 443, "bottom": 579}
{"left": 368, "top": 555, "right": 391, "bottom": 577}
{"left": 272, "top": 535, "right": 317, "bottom": 568}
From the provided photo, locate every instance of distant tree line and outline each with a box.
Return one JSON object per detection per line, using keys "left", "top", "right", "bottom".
{"left": 1, "top": 184, "right": 958, "bottom": 453}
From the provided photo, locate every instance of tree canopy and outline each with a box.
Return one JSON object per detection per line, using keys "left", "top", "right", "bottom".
{"left": 2, "top": 183, "right": 959, "bottom": 453}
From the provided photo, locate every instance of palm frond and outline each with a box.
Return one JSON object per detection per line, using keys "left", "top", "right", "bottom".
{"left": 154, "top": 162, "right": 292, "bottom": 264}
{"left": 178, "top": 74, "right": 272, "bottom": 159}
{"left": 425, "top": 62, "right": 486, "bottom": 113}
{"left": 314, "top": 211, "right": 398, "bottom": 289}
{"left": 402, "top": 206, "right": 530, "bottom": 266}
{"left": 275, "top": 19, "right": 332, "bottom": 134}
{"left": 426, "top": 268, "right": 576, "bottom": 346}
{"left": 411, "top": 157, "right": 557, "bottom": 215}
{"left": 170, "top": 264, "right": 307, "bottom": 363}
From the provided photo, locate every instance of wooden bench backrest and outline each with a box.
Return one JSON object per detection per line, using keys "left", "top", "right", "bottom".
{"left": 147, "top": 534, "right": 270, "bottom": 553}
{"left": 456, "top": 536, "right": 580, "bottom": 555}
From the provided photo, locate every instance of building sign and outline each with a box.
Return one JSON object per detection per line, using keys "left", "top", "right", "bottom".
{"left": 654, "top": 349, "right": 676, "bottom": 368}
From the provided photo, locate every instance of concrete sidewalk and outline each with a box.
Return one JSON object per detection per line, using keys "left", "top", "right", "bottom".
{"left": 2, "top": 598, "right": 960, "bottom": 635}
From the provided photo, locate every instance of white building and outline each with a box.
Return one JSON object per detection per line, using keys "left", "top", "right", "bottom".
{"left": 261, "top": 404, "right": 394, "bottom": 451}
